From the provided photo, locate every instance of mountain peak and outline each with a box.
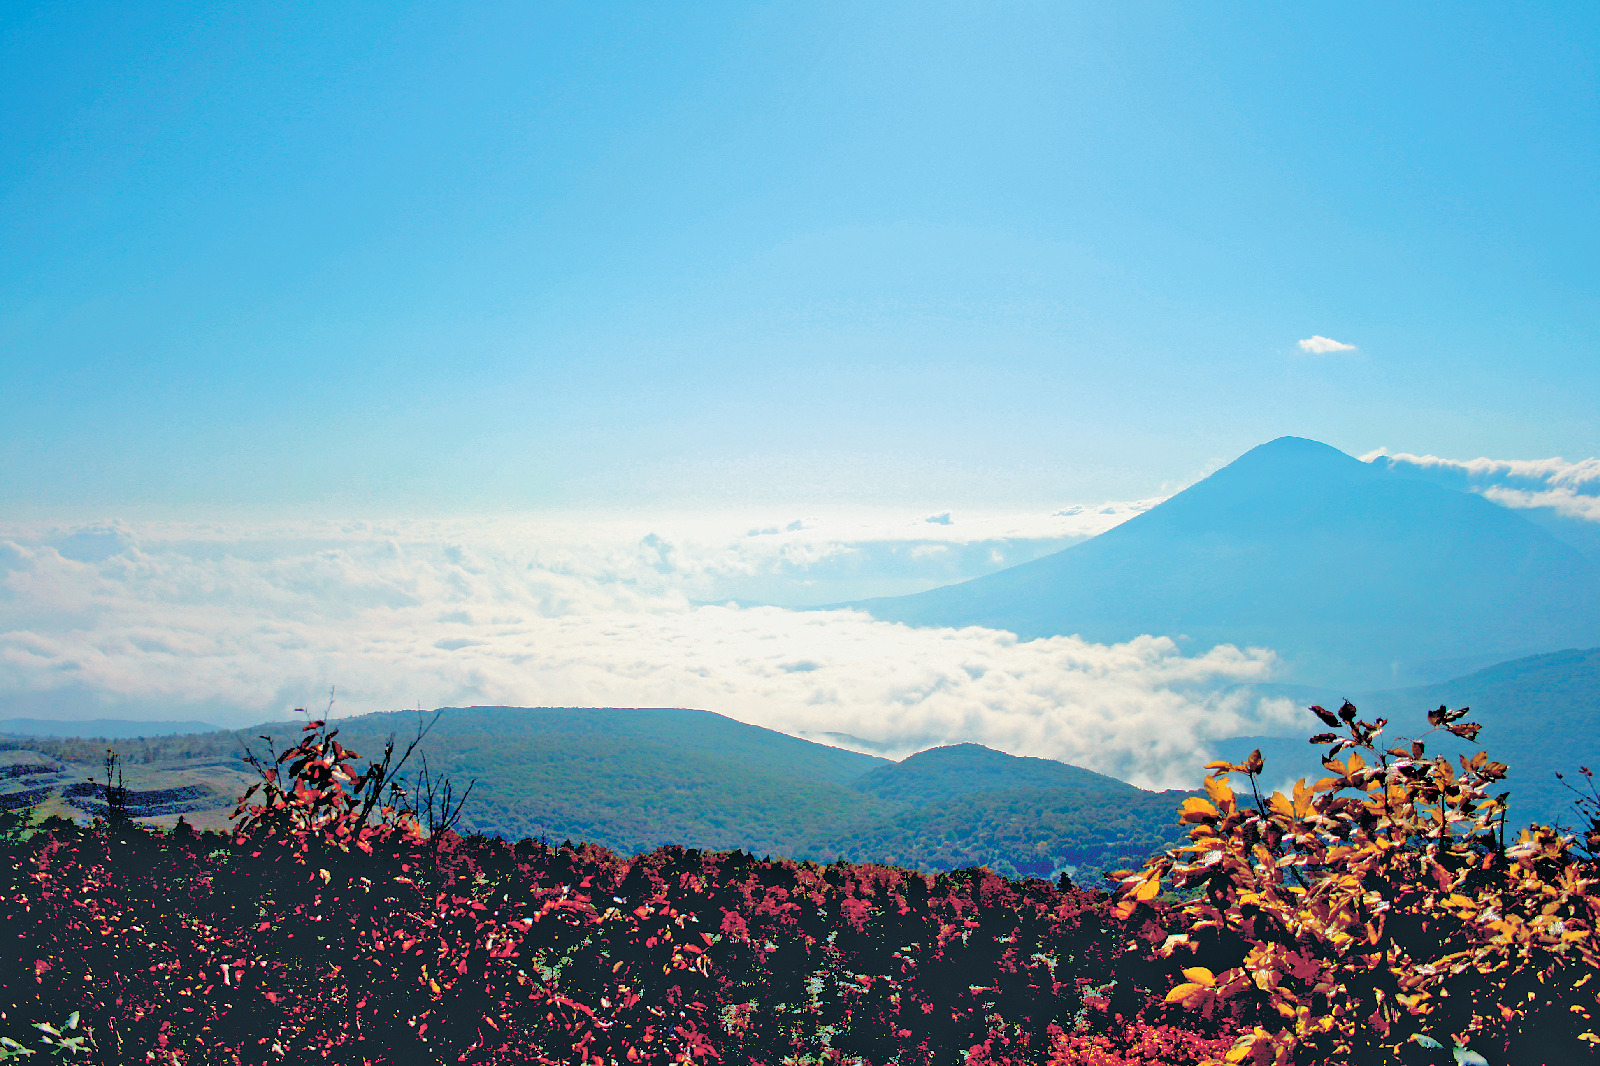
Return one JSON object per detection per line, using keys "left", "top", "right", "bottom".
{"left": 1252, "top": 435, "right": 1346, "bottom": 455}
{"left": 1200, "top": 436, "right": 1367, "bottom": 491}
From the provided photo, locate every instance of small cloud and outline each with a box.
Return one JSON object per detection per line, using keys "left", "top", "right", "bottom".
{"left": 1297, "top": 335, "right": 1357, "bottom": 354}
{"left": 924, "top": 512, "right": 953, "bottom": 526}
{"left": 433, "top": 638, "right": 483, "bottom": 651}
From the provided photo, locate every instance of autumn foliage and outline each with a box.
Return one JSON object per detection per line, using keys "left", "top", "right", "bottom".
{"left": 0, "top": 718, "right": 1234, "bottom": 1065}
{"left": 1, "top": 706, "right": 1596, "bottom": 1065}
{"left": 1112, "top": 702, "right": 1600, "bottom": 1066}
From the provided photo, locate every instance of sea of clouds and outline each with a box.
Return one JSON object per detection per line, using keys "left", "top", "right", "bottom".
{"left": 5, "top": 453, "right": 1596, "bottom": 788}
{"left": 0, "top": 503, "right": 1301, "bottom": 787}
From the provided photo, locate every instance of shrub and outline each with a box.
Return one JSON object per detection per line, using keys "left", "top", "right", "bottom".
{"left": 1113, "top": 703, "right": 1600, "bottom": 1065}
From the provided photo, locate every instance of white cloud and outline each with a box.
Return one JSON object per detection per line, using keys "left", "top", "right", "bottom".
{"left": 1297, "top": 335, "right": 1358, "bottom": 354}
{"left": 1361, "top": 450, "right": 1600, "bottom": 522}
{"left": 0, "top": 512, "right": 1285, "bottom": 788}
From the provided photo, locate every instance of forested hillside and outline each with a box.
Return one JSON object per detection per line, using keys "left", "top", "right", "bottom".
{"left": 1, "top": 707, "right": 1187, "bottom": 882}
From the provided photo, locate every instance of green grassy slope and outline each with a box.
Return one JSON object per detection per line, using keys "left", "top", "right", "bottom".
{"left": 286, "top": 707, "right": 897, "bottom": 859}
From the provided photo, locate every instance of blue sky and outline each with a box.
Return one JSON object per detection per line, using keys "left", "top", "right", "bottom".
{"left": 3, "top": 1, "right": 1597, "bottom": 515}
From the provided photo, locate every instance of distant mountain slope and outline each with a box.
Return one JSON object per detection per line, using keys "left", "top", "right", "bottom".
{"left": 854, "top": 742, "right": 1139, "bottom": 805}
{"left": 849, "top": 437, "right": 1600, "bottom": 687}
{"left": 1367, "top": 453, "right": 1600, "bottom": 561}
{"left": 1207, "top": 646, "right": 1600, "bottom": 829}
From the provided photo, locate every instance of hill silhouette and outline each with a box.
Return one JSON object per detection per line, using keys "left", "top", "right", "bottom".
{"left": 849, "top": 437, "right": 1600, "bottom": 687}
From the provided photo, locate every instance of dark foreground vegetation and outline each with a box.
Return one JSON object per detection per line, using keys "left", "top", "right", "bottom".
{"left": 0, "top": 704, "right": 1596, "bottom": 1065}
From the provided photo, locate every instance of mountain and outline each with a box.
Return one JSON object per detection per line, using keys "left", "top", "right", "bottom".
{"left": 848, "top": 437, "right": 1600, "bottom": 687}
{"left": 3, "top": 706, "right": 1189, "bottom": 882}
{"left": 1206, "top": 646, "right": 1600, "bottom": 829}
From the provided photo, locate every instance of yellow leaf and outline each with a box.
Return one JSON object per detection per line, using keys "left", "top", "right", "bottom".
{"left": 1182, "top": 967, "right": 1216, "bottom": 987}
{"left": 1133, "top": 874, "right": 1162, "bottom": 901}
{"left": 1166, "top": 982, "right": 1204, "bottom": 1004}
{"left": 1181, "top": 797, "right": 1221, "bottom": 822}
{"left": 1292, "top": 779, "right": 1314, "bottom": 817}
{"left": 1205, "top": 775, "right": 1236, "bottom": 809}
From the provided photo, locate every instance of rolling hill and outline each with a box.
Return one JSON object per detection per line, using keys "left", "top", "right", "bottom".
{"left": 0, "top": 706, "right": 1187, "bottom": 882}
{"left": 847, "top": 437, "right": 1600, "bottom": 688}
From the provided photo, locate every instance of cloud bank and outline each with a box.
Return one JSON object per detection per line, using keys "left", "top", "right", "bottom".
{"left": 1363, "top": 450, "right": 1600, "bottom": 524}
{"left": 1297, "top": 335, "right": 1357, "bottom": 354}
{"left": 0, "top": 510, "right": 1288, "bottom": 788}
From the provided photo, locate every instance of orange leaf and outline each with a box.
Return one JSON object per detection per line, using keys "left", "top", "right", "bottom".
{"left": 1133, "top": 875, "right": 1162, "bottom": 902}
{"left": 1166, "top": 982, "right": 1204, "bottom": 1004}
